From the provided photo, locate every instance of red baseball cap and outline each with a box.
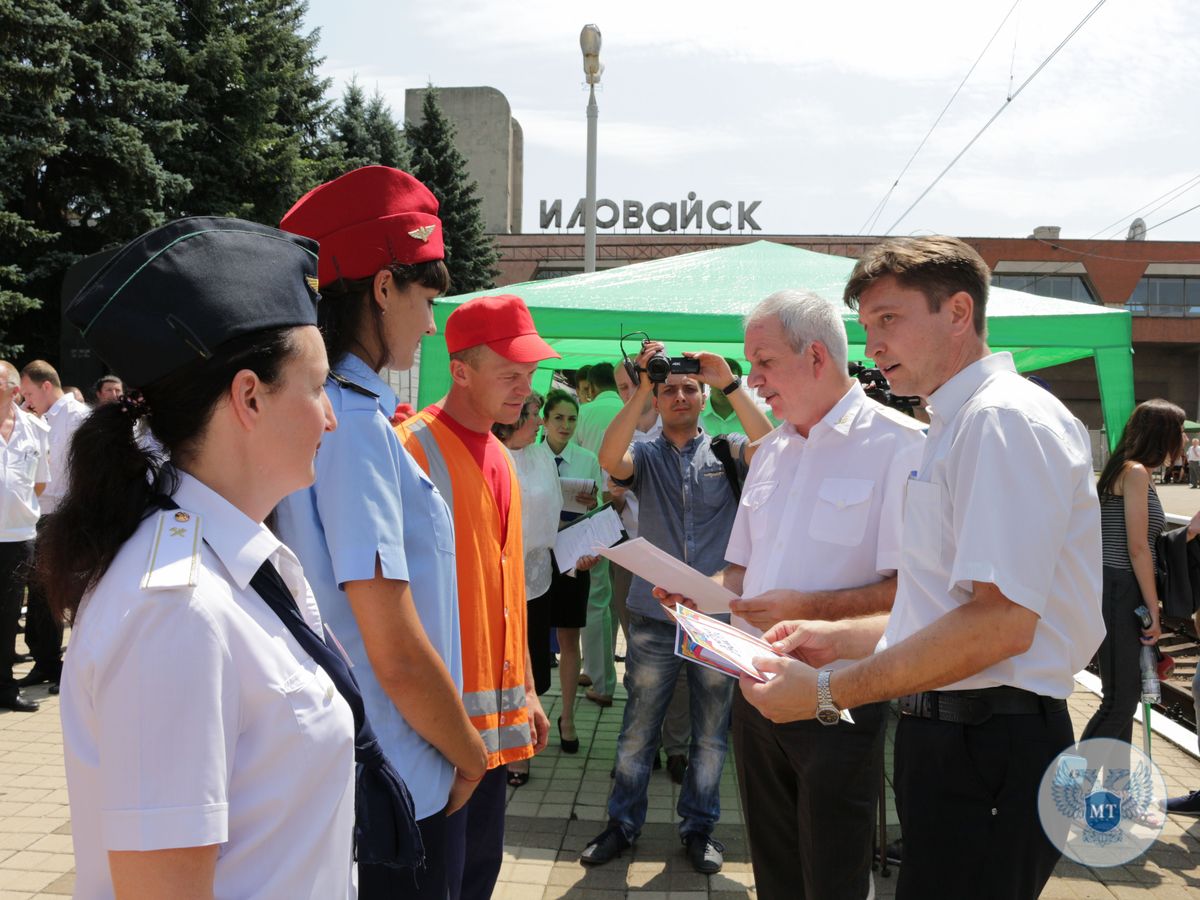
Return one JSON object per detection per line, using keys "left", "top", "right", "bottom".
{"left": 279, "top": 166, "right": 444, "bottom": 287}
{"left": 445, "top": 295, "right": 559, "bottom": 363}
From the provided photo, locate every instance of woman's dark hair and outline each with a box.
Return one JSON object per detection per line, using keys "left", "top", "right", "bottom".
{"left": 36, "top": 327, "right": 301, "bottom": 624}
{"left": 491, "top": 390, "right": 545, "bottom": 443}
{"left": 318, "top": 260, "right": 451, "bottom": 370}
{"left": 1096, "top": 399, "right": 1186, "bottom": 497}
{"left": 542, "top": 388, "right": 579, "bottom": 420}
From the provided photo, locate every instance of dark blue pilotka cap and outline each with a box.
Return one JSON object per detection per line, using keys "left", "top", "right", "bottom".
{"left": 66, "top": 216, "right": 321, "bottom": 389}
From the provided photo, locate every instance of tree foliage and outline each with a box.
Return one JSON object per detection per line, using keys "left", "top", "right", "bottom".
{"left": 333, "top": 77, "right": 407, "bottom": 171}
{"left": 407, "top": 88, "right": 499, "bottom": 294}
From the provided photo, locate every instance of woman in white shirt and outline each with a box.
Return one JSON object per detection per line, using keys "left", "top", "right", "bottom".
{"left": 38, "top": 217, "right": 416, "bottom": 899}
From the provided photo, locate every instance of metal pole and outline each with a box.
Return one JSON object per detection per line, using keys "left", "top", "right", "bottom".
{"left": 584, "top": 83, "right": 598, "bottom": 273}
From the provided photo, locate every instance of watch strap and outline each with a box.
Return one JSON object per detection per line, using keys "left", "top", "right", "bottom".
{"left": 721, "top": 376, "right": 742, "bottom": 396}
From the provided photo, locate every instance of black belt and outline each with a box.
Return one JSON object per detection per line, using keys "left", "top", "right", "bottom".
{"left": 897, "top": 687, "right": 1067, "bottom": 726}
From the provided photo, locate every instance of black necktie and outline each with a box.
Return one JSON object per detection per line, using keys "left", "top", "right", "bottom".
{"left": 555, "top": 455, "right": 564, "bottom": 470}
{"left": 157, "top": 497, "right": 422, "bottom": 870}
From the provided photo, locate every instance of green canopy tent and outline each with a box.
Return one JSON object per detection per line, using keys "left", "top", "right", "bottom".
{"left": 418, "top": 241, "right": 1134, "bottom": 448}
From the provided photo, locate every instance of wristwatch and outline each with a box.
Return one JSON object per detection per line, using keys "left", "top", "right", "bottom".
{"left": 816, "top": 669, "right": 842, "bottom": 725}
{"left": 721, "top": 376, "right": 742, "bottom": 396}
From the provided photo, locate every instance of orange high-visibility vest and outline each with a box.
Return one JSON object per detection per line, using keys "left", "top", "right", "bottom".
{"left": 396, "top": 409, "right": 533, "bottom": 769}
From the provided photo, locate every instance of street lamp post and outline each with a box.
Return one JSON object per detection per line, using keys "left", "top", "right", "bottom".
{"left": 580, "top": 24, "right": 602, "bottom": 274}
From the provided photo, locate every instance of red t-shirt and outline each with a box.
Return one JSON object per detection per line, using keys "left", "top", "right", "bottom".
{"left": 428, "top": 406, "right": 511, "bottom": 541}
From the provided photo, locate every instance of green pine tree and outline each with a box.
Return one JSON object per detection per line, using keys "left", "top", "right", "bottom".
{"left": 365, "top": 89, "right": 407, "bottom": 169}
{"left": 0, "top": 0, "right": 76, "bottom": 356}
{"left": 406, "top": 88, "right": 499, "bottom": 294}
{"left": 161, "top": 0, "right": 338, "bottom": 223}
{"left": 5, "top": 0, "right": 189, "bottom": 360}
{"left": 334, "top": 79, "right": 408, "bottom": 171}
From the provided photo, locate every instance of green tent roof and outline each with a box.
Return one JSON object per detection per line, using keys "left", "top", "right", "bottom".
{"left": 418, "top": 241, "right": 1134, "bottom": 446}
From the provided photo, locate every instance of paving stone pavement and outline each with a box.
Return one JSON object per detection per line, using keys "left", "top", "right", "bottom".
{"left": 4, "top": 637, "right": 1200, "bottom": 897}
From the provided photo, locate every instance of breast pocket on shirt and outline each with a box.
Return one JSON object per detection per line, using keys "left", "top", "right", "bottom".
{"left": 280, "top": 660, "right": 342, "bottom": 736}
{"left": 698, "top": 463, "right": 733, "bottom": 505}
{"left": 808, "top": 478, "right": 874, "bottom": 547}
{"left": 902, "top": 479, "right": 943, "bottom": 572}
{"left": 9, "top": 449, "right": 39, "bottom": 488}
{"left": 741, "top": 480, "right": 777, "bottom": 542}
{"left": 418, "top": 471, "right": 456, "bottom": 555}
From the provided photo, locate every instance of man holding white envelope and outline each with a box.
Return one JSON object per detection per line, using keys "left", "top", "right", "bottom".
{"left": 579, "top": 342, "right": 770, "bottom": 874}
{"left": 700, "top": 291, "right": 923, "bottom": 900}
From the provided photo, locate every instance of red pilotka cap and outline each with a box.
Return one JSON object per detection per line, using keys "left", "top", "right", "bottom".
{"left": 444, "top": 295, "right": 559, "bottom": 363}
{"left": 279, "top": 166, "right": 444, "bottom": 287}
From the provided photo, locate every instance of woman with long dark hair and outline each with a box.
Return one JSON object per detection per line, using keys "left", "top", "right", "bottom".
{"left": 1081, "top": 399, "right": 1188, "bottom": 748}
{"left": 45, "top": 217, "right": 417, "bottom": 899}
{"left": 274, "top": 166, "right": 487, "bottom": 899}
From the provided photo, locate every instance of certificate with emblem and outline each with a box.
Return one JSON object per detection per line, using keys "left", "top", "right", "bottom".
{"left": 667, "top": 604, "right": 781, "bottom": 683}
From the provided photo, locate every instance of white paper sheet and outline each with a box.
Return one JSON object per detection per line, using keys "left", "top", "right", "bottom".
{"left": 560, "top": 477, "right": 597, "bottom": 514}
{"left": 554, "top": 505, "right": 626, "bottom": 571}
{"left": 599, "top": 537, "right": 736, "bottom": 614}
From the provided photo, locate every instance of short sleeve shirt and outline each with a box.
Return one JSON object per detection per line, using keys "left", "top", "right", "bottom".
{"left": 41, "top": 392, "right": 89, "bottom": 513}
{"left": 725, "top": 383, "right": 926, "bottom": 636}
{"left": 879, "top": 353, "right": 1104, "bottom": 698}
{"left": 617, "top": 430, "right": 748, "bottom": 621}
{"left": 61, "top": 472, "right": 356, "bottom": 899}
{"left": 573, "top": 391, "right": 625, "bottom": 456}
{"left": 0, "top": 404, "right": 50, "bottom": 541}
{"left": 274, "top": 353, "right": 461, "bottom": 819}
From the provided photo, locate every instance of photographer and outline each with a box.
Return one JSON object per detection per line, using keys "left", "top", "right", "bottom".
{"left": 579, "top": 342, "right": 770, "bottom": 874}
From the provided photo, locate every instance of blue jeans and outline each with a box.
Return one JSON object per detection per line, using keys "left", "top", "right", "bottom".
{"left": 608, "top": 613, "right": 735, "bottom": 841}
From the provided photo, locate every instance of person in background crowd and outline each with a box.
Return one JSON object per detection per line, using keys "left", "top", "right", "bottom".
{"left": 575, "top": 365, "right": 594, "bottom": 404}
{"left": 1081, "top": 402, "right": 1194, "bottom": 759}
{"left": 719, "top": 290, "right": 924, "bottom": 900}
{"left": 743, "top": 236, "right": 1103, "bottom": 899}
{"left": 699, "top": 358, "right": 748, "bottom": 436}
{"left": 395, "top": 294, "right": 556, "bottom": 900}
{"left": 1170, "top": 439, "right": 1187, "bottom": 484}
{"left": 1188, "top": 436, "right": 1200, "bottom": 489}
{"left": 572, "top": 361, "right": 623, "bottom": 706}
{"left": 64, "top": 386, "right": 85, "bottom": 404}
{"left": 0, "top": 360, "right": 49, "bottom": 712}
{"left": 42, "top": 216, "right": 377, "bottom": 898}
{"left": 275, "top": 166, "right": 487, "bottom": 899}
{"left": 582, "top": 344, "right": 770, "bottom": 874}
{"left": 18, "top": 359, "right": 89, "bottom": 693}
{"left": 92, "top": 375, "right": 124, "bottom": 405}
{"left": 540, "top": 388, "right": 604, "bottom": 757}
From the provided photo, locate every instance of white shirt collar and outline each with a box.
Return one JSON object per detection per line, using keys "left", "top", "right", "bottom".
{"left": 779, "top": 381, "right": 867, "bottom": 443}
{"left": 171, "top": 471, "right": 283, "bottom": 591}
{"left": 925, "top": 351, "right": 1016, "bottom": 425}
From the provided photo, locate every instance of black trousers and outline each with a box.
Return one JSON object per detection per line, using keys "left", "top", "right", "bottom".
{"left": 526, "top": 588, "right": 552, "bottom": 696}
{"left": 24, "top": 522, "right": 62, "bottom": 678}
{"left": 894, "top": 704, "right": 1073, "bottom": 900}
{"left": 1080, "top": 566, "right": 1144, "bottom": 748}
{"left": 731, "top": 691, "right": 885, "bottom": 900}
{"left": 360, "top": 807, "right": 449, "bottom": 900}
{"left": 0, "top": 540, "right": 33, "bottom": 694}
{"left": 444, "top": 766, "right": 507, "bottom": 900}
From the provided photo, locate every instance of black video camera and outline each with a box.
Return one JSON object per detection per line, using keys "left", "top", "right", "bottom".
{"left": 849, "top": 362, "right": 921, "bottom": 417}
{"left": 620, "top": 331, "right": 700, "bottom": 385}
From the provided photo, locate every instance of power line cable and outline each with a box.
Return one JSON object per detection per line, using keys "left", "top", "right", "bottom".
{"left": 858, "top": 0, "right": 1022, "bottom": 235}
{"left": 886, "top": 0, "right": 1108, "bottom": 234}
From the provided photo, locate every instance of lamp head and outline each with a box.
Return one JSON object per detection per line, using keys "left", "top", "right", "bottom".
{"left": 580, "top": 24, "right": 603, "bottom": 84}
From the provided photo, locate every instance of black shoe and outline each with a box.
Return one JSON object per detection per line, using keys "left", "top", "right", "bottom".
{"left": 48, "top": 683, "right": 59, "bottom": 695}
{"left": 666, "top": 754, "right": 688, "bottom": 785}
{"left": 0, "top": 690, "right": 40, "bottom": 712}
{"left": 17, "top": 666, "right": 58, "bottom": 687}
{"left": 558, "top": 716, "right": 579, "bottom": 754}
{"left": 885, "top": 838, "right": 903, "bottom": 865}
{"left": 683, "top": 832, "right": 724, "bottom": 874}
{"left": 1166, "top": 789, "right": 1200, "bottom": 817}
{"left": 580, "top": 824, "right": 631, "bottom": 866}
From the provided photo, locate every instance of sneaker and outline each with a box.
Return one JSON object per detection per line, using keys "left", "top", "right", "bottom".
{"left": 580, "top": 824, "right": 631, "bottom": 866}
{"left": 666, "top": 754, "right": 688, "bottom": 785}
{"left": 1166, "top": 789, "right": 1200, "bottom": 817}
{"left": 683, "top": 832, "right": 724, "bottom": 874}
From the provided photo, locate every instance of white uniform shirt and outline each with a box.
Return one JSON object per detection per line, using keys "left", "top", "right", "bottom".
{"left": 878, "top": 353, "right": 1104, "bottom": 698}
{"left": 0, "top": 404, "right": 50, "bottom": 541}
{"left": 61, "top": 473, "right": 356, "bottom": 900}
{"left": 513, "top": 441, "right": 564, "bottom": 598}
{"left": 726, "top": 383, "right": 925, "bottom": 637}
{"left": 40, "top": 392, "right": 90, "bottom": 513}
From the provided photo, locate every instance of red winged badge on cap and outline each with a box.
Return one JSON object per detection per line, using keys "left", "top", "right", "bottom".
{"left": 408, "top": 225, "right": 436, "bottom": 242}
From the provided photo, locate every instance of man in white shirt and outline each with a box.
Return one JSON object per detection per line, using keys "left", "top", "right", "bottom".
{"left": 740, "top": 237, "right": 1103, "bottom": 899}
{"left": 713, "top": 291, "right": 924, "bottom": 899}
{"left": 0, "top": 361, "right": 50, "bottom": 711}
{"left": 18, "top": 359, "right": 89, "bottom": 689}
{"left": 1187, "top": 436, "right": 1200, "bottom": 488}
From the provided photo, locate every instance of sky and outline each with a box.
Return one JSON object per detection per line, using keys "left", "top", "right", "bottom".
{"left": 302, "top": 0, "right": 1200, "bottom": 242}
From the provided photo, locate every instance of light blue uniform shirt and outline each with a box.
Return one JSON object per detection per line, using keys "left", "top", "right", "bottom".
{"left": 275, "top": 353, "right": 461, "bottom": 819}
